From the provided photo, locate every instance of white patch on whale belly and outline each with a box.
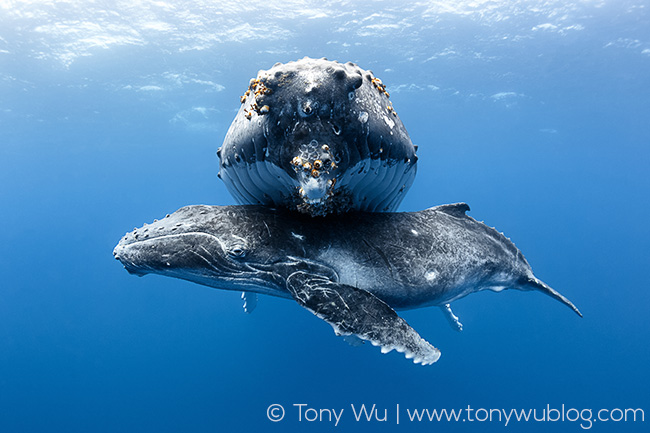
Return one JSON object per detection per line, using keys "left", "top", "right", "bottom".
{"left": 291, "top": 232, "right": 304, "bottom": 241}
{"left": 424, "top": 270, "right": 437, "bottom": 282}
{"left": 299, "top": 176, "right": 328, "bottom": 201}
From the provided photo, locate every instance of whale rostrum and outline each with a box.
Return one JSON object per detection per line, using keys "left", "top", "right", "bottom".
{"left": 114, "top": 203, "right": 581, "bottom": 365}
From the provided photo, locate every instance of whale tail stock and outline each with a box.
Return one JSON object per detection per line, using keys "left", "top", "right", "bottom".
{"left": 522, "top": 276, "right": 583, "bottom": 317}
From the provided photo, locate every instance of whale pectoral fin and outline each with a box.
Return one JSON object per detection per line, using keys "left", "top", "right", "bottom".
{"left": 440, "top": 304, "right": 463, "bottom": 332}
{"left": 241, "top": 291, "right": 257, "bottom": 314}
{"left": 286, "top": 271, "right": 441, "bottom": 365}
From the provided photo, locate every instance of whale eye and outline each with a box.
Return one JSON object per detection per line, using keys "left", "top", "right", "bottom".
{"left": 228, "top": 247, "right": 247, "bottom": 258}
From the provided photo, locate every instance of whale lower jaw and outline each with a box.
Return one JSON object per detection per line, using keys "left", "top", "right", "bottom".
{"left": 220, "top": 158, "right": 415, "bottom": 216}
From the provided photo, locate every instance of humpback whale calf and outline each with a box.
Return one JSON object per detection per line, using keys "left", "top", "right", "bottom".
{"left": 114, "top": 203, "right": 581, "bottom": 365}
{"left": 218, "top": 57, "right": 418, "bottom": 216}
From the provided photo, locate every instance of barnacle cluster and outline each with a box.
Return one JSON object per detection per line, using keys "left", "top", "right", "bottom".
{"left": 371, "top": 77, "right": 397, "bottom": 116}
{"left": 290, "top": 142, "right": 337, "bottom": 180}
{"left": 387, "top": 102, "right": 397, "bottom": 117}
{"left": 241, "top": 78, "right": 273, "bottom": 119}
{"left": 371, "top": 77, "right": 390, "bottom": 98}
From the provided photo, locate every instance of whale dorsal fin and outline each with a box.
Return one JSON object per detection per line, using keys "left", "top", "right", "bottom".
{"left": 430, "top": 202, "right": 470, "bottom": 217}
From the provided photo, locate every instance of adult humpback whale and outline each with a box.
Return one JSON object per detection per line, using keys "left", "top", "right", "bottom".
{"left": 218, "top": 57, "right": 418, "bottom": 216}
{"left": 114, "top": 203, "right": 581, "bottom": 365}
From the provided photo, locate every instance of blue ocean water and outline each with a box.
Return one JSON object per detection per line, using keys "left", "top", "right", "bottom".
{"left": 1, "top": 1, "right": 649, "bottom": 432}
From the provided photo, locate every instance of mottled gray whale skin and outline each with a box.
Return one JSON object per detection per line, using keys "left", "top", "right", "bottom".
{"left": 114, "top": 203, "right": 581, "bottom": 365}
{"left": 218, "top": 57, "right": 417, "bottom": 216}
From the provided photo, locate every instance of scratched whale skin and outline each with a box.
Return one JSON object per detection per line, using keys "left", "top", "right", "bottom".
{"left": 218, "top": 57, "right": 418, "bottom": 216}
{"left": 113, "top": 203, "right": 581, "bottom": 365}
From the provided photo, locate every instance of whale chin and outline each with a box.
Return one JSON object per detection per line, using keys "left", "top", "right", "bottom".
{"left": 298, "top": 175, "right": 334, "bottom": 205}
{"left": 124, "top": 265, "right": 149, "bottom": 277}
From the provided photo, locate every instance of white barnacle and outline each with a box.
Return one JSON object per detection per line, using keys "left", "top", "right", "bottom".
{"left": 411, "top": 229, "right": 419, "bottom": 236}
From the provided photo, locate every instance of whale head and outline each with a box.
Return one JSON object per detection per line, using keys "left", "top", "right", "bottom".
{"left": 218, "top": 57, "right": 418, "bottom": 216}
{"left": 113, "top": 205, "right": 292, "bottom": 296}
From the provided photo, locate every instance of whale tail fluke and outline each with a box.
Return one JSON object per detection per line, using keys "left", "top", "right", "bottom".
{"left": 524, "top": 277, "right": 583, "bottom": 317}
